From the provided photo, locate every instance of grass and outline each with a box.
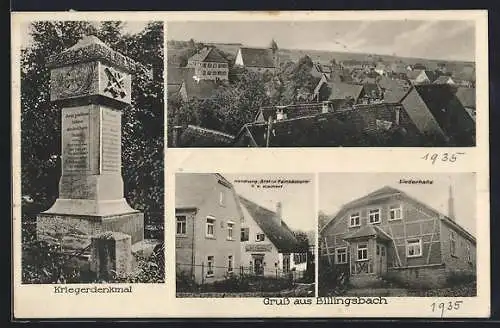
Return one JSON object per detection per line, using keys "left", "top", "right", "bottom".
{"left": 176, "top": 272, "right": 312, "bottom": 297}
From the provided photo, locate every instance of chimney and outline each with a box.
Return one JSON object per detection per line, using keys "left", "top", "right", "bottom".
{"left": 448, "top": 184, "right": 455, "bottom": 221}
{"left": 275, "top": 202, "right": 282, "bottom": 226}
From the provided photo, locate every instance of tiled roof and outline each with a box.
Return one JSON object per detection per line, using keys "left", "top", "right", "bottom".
{"left": 178, "top": 125, "right": 234, "bottom": 147}
{"left": 433, "top": 75, "right": 455, "bottom": 84}
{"left": 401, "top": 84, "right": 474, "bottom": 143}
{"left": 378, "top": 76, "right": 408, "bottom": 91}
{"left": 239, "top": 196, "right": 305, "bottom": 253}
{"left": 383, "top": 88, "right": 408, "bottom": 103}
{"left": 424, "top": 70, "right": 438, "bottom": 83}
{"left": 188, "top": 47, "right": 228, "bottom": 63}
{"left": 362, "top": 83, "right": 381, "bottom": 97}
{"left": 235, "top": 112, "right": 360, "bottom": 147}
{"left": 344, "top": 225, "right": 393, "bottom": 241}
{"left": 320, "top": 185, "right": 476, "bottom": 244}
{"left": 406, "top": 69, "right": 424, "bottom": 80}
{"left": 325, "top": 82, "right": 364, "bottom": 101}
{"left": 239, "top": 47, "right": 275, "bottom": 68}
{"left": 455, "top": 87, "right": 476, "bottom": 108}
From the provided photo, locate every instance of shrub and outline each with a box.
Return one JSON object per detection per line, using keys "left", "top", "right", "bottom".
{"left": 22, "top": 238, "right": 84, "bottom": 284}
{"left": 446, "top": 271, "right": 476, "bottom": 287}
{"left": 318, "top": 255, "right": 349, "bottom": 296}
{"left": 176, "top": 270, "right": 198, "bottom": 292}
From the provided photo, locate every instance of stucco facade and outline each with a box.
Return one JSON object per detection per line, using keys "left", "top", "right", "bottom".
{"left": 175, "top": 174, "right": 243, "bottom": 284}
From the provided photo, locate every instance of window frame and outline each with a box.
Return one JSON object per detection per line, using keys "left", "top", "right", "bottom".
{"left": 406, "top": 238, "right": 423, "bottom": 258}
{"left": 241, "top": 227, "right": 249, "bottom": 242}
{"left": 227, "top": 255, "right": 233, "bottom": 273}
{"left": 357, "top": 244, "right": 368, "bottom": 261}
{"left": 206, "top": 216, "right": 216, "bottom": 239}
{"left": 349, "top": 212, "right": 361, "bottom": 227}
{"left": 466, "top": 244, "right": 472, "bottom": 263}
{"left": 450, "top": 231, "right": 457, "bottom": 257}
{"left": 256, "top": 233, "right": 266, "bottom": 242}
{"left": 206, "top": 255, "right": 214, "bottom": 277}
{"left": 176, "top": 215, "right": 187, "bottom": 236}
{"left": 368, "top": 208, "right": 381, "bottom": 224}
{"left": 227, "top": 221, "right": 234, "bottom": 241}
{"left": 219, "top": 190, "right": 226, "bottom": 207}
{"left": 335, "top": 247, "right": 348, "bottom": 264}
{"left": 389, "top": 205, "right": 402, "bottom": 221}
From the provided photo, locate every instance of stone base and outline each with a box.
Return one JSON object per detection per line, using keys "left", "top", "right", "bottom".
{"left": 36, "top": 211, "right": 144, "bottom": 252}
{"left": 42, "top": 197, "right": 137, "bottom": 216}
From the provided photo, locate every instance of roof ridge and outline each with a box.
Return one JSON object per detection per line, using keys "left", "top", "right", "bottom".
{"left": 186, "top": 125, "right": 235, "bottom": 139}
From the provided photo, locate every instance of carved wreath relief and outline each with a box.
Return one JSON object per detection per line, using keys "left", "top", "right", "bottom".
{"left": 51, "top": 63, "right": 96, "bottom": 100}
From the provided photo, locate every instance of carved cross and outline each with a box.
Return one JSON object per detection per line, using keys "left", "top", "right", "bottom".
{"left": 104, "top": 67, "right": 127, "bottom": 99}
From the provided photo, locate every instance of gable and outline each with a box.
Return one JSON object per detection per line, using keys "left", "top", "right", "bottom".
{"left": 239, "top": 48, "right": 275, "bottom": 68}
{"left": 238, "top": 196, "right": 304, "bottom": 252}
{"left": 401, "top": 87, "right": 446, "bottom": 137}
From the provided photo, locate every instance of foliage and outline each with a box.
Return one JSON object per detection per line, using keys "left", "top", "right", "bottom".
{"left": 318, "top": 255, "right": 350, "bottom": 296}
{"left": 445, "top": 271, "right": 476, "bottom": 287}
{"left": 178, "top": 38, "right": 205, "bottom": 67}
{"left": 318, "top": 211, "right": 331, "bottom": 230}
{"left": 115, "top": 243, "right": 165, "bottom": 283}
{"left": 292, "top": 230, "right": 310, "bottom": 249}
{"left": 169, "top": 54, "right": 322, "bottom": 137}
{"left": 171, "top": 68, "right": 270, "bottom": 137}
{"left": 176, "top": 273, "right": 296, "bottom": 293}
{"left": 21, "top": 21, "right": 164, "bottom": 236}
{"left": 22, "top": 237, "right": 83, "bottom": 284}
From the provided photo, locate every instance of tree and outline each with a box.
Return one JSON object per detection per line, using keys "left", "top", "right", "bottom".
{"left": 293, "top": 230, "right": 310, "bottom": 249}
{"left": 178, "top": 39, "right": 205, "bottom": 67}
{"left": 318, "top": 211, "right": 330, "bottom": 230}
{"left": 278, "top": 55, "right": 320, "bottom": 104}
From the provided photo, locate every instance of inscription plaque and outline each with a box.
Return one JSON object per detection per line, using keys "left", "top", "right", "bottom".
{"left": 245, "top": 244, "right": 273, "bottom": 252}
{"left": 101, "top": 107, "right": 121, "bottom": 172}
{"left": 62, "top": 107, "right": 90, "bottom": 172}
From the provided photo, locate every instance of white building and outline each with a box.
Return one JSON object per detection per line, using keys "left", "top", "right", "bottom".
{"left": 238, "top": 197, "right": 308, "bottom": 277}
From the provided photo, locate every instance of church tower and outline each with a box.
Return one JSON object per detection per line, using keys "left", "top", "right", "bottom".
{"left": 270, "top": 39, "right": 279, "bottom": 69}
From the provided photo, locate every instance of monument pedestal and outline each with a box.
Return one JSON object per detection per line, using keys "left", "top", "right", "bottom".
{"left": 37, "top": 211, "right": 144, "bottom": 252}
{"left": 36, "top": 36, "right": 145, "bottom": 257}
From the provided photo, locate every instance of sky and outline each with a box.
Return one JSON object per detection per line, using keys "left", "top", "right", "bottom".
{"left": 318, "top": 173, "right": 476, "bottom": 237}
{"left": 224, "top": 173, "right": 316, "bottom": 233}
{"left": 168, "top": 20, "right": 475, "bottom": 62}
{"left": 20, "top": 21, "right": 151, "bottom": 49}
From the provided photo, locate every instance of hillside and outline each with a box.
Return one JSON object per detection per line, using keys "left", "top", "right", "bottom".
{"left": 167, "top": 39, "right": 475, "bottom": 73}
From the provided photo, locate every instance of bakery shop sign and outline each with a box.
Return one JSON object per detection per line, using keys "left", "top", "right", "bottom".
{"left": 245, "top": 244, "right": 273, "bottom": 252}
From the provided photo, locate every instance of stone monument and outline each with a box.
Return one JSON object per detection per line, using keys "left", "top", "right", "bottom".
{"left": 37, "top": 36, "right": 144, "bottom": 252}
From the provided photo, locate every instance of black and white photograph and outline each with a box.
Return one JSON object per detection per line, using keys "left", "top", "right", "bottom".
{"left": 20, "top": 20, "right": 165, "bottom": 284}
{"left": 175, "top": 173, "right": 315, "bottom": 297}
{"left": 167, "top": 20, "right": 476, "bottom": 148}
{"left": 318, "top": 173, "right": 477, "bottom": 297}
